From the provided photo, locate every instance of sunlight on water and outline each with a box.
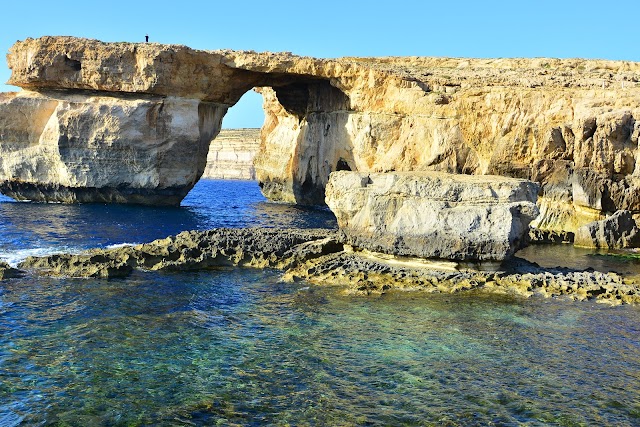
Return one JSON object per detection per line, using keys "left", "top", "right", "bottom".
{"left": 0, "top": 180, "right": 639, "bottom": 425}
{"left": 0, "top": 270, "right": 638, "bottom": 426}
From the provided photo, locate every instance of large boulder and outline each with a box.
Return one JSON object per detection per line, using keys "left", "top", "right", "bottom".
{"left": 325, "top": 171, "right": 540, "bottom": 262}
{"left": 573, "top": 210, "right": 640, "bottom": 249}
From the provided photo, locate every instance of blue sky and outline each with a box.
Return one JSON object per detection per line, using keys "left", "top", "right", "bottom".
{"left": 1, "top": 0, "right": 637, "bottom": 128}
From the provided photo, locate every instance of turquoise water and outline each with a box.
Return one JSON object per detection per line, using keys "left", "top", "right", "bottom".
{"left": 0, "top": 180, "right": 639, "bottom": 426}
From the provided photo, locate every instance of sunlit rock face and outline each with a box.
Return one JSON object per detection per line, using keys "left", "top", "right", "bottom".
{"left": 325, "top": 171, "right": 540, "bottom": 262}
{"left": 0, "top": 91, "right": 224, "bottom": 204}
{"left": 574, "top": 210, "right": 640, "bottom": 249}
{"left": 3, "top": 36, "right": 640, "bottom": 230}
{"left": 203, "top": 129, "right": 260, "bottom": 180}
{"left": 255, "top": 62, "right": 640, "bottom": 233}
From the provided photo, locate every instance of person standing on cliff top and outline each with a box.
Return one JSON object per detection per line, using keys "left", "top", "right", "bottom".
{"left": 145, "top": 34, "right": 149, "bottom": 43}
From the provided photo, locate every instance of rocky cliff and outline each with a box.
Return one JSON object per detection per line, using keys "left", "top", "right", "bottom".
{"left": 202, "top": 128, "right": 260, "bottom": 180}
{"left": 2, "top": 36, "right": 640, "bottom": 232}
{"left": 326, "top": 171, "right": 539, "bottom": 261}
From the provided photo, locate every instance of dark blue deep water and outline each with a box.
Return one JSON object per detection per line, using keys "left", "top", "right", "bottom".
{"left": 0, "top": 180, "right": 639, "bottom": 426}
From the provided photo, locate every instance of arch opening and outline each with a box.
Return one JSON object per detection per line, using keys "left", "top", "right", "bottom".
{"left": 181, "top": 69, "right": 356, "bottom": 208}
{"left": 196, "top": 90, "right": 264, "bottom": 183}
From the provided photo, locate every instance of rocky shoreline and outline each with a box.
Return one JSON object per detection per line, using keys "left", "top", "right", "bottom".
{"left": 10, "top": 227, "right": 640, "bottom": 305}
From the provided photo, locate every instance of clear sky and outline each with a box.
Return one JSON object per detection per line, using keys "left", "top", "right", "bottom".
{"left": 1, "top": 0, "right": 638, "bottom": 128}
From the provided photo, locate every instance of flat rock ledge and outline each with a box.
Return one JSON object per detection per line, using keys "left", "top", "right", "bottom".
{"left": 14, "top": 227, "right": 640, "bottom": 305}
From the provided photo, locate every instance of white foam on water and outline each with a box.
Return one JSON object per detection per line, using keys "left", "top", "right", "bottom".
{"left": 0, "top": 243, "right": 140, "bottom": 267}
{"left": 104, "top": 243, "right": 138, "bottom": 250}
{"left": 0, "top": 246, "right": 81, "bottom": 267}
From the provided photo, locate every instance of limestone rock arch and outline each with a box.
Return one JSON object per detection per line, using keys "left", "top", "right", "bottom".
{"left": 3, "top": 36, "right": 640, "bottom": 234}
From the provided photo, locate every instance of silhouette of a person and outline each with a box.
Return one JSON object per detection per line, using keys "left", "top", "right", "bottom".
{"left": 145, "top": 34, "right": 149, "bottom": 43}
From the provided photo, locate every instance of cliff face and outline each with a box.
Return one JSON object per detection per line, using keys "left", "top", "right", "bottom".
{"left": 254, "top": 60, "right": 640, "bottom": 231}
{"left": 2, "top": 36, "right": 640, "bottom": 232}
{"left": 0, "top": 90, "right": 223, "bottom": 204}
{"left": 202, "top": 129, "right": 260, "bottom": 180}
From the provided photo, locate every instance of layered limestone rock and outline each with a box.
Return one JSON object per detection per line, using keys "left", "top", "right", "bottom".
{"left": 0, "top": 90, "right": 223, "bottom": 204}
{"left": 256, "top": 73, "right": 640, "bottom": 230}
{"left": 202, "top": 128, "right": 260, "bottom": 180}
{"left": 3, "top": 36, "right": 640, "bottom": 230}
{"left": 325, "top": 171, "right": 539, "bottom": 261}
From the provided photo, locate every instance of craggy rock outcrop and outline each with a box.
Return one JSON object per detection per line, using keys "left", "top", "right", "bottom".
{"left": 17, "top": 227, "right": 640, "bottom": 305}
{"left": 325, "top": 171, "right": 539, "bottom": 261}
{"left": 284, "top": 250, "right": 640, "bottom": 305}
{"left": 574, "top": 210, "right": 640, "bottom": 249}
{"left": 202, "top": 128, "right": 260, "bottom": 180}
{"left": 18, "top": 228, "right": 342, "bottom": 277}
{"left": 3, "top": 36, "right": 640, "bottom": 231}
{"left": 0, "top": 261, "right": 23, "bottom": 280}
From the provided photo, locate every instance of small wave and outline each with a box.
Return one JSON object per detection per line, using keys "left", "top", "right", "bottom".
{"left": 104, "top": 242, "right": 138, "bottom": 250}
{"left": 0, "top": 246, "right": 80, "bottom": 267}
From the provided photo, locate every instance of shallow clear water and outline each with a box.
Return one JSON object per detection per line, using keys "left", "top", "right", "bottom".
{"left": 0, "top": 180, "right": 639, "bottom": 426}
{"left": 517, "top": 243, "right": 640, "bottom": 276}
{"left": 0, "top": 180, "right": 336, "bottom": 265}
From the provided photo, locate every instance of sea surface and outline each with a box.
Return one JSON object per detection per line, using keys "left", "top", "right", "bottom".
{"left": 0, "top": 179, "right": 639, "bottom": 426}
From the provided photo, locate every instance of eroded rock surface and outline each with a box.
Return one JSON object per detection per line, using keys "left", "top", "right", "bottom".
{"left": 3, "top": 36, "right": 640, "bottom": 231}
{"left": 325, "top": 171, "right": 539, "bottom": 261}
{"left": 17, "top": 227, "right": 640, "bottom": 304}
{"left": 574, "top": 210, "right": 640, "bottom": 249}
{"left": 0, "top": 90, "right": 223, "bottom": 204}
{"left": 0, "top": 261, "right": 23, "bottom": 280}
{"left": 18, "top": 228, "right": 341, "bottom": 276}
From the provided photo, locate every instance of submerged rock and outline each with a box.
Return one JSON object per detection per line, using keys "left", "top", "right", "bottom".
{"left": 325, "top": 171, "right": 540, "bottom": 262}
{"left": 574, "top": 210, "right": 640, "bottom": 249}
{"left": 17, "top": 227, "right": 640, "bottom": 305}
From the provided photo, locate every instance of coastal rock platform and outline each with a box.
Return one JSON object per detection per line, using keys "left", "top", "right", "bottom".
{"left": 15, "top": 227, "right": 640, "bottom": 305}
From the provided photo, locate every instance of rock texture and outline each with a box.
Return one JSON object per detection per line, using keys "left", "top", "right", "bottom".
{"left": 2, "top": 36, "right": 640, "bottom": 231}
{"left": 202, "top": 128, "right": 260, "bottom": 180}
{"left": 574, "top": 210, "right": 640, "bottom": 249}
{"left": 325, "top": 171, "right": 539, "bottom": 261}
{"left": 18, "top": 228, "right": 341, "bottom": 277}
{"left": 17, "top": 227, "right": 640, "bottom": 305}
{"left": 0, "top": 261, "right": 23, "bottom": 280}
{"left": 0, "top": 91, "right": 221, "bottom": 204}
{"left": 285, "top": 250, "right": 640, "bottom": 304}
